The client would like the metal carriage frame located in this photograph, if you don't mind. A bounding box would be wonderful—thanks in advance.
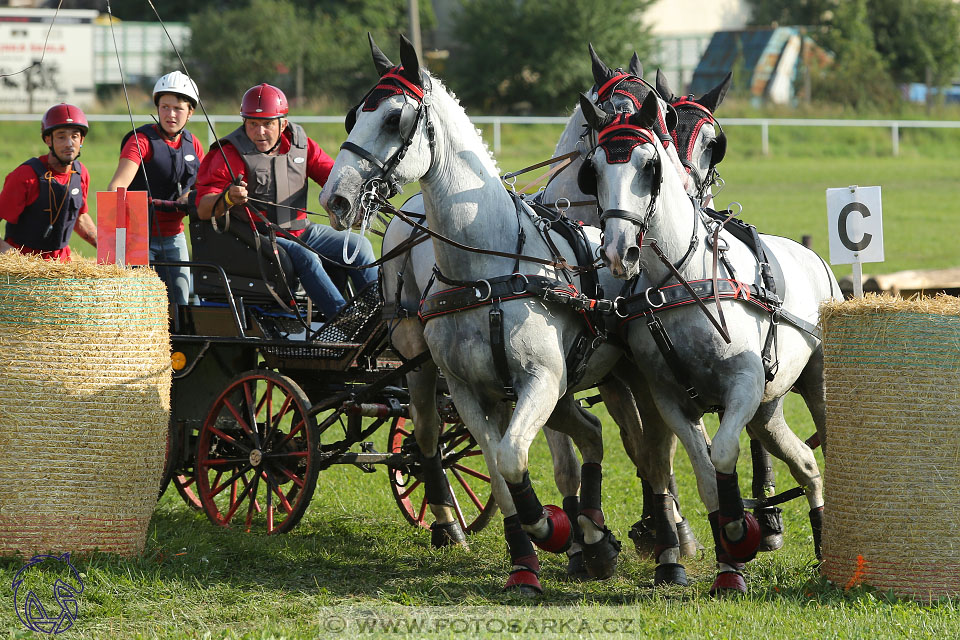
[156,240,497,537]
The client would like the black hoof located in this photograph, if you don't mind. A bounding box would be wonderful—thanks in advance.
[755,506,784,552]
[628,517,656,558]
[431,521,468,549]
[654,562,688,587]
[582,529,622,580]
[564,550,589,582]
[676,517,705,558]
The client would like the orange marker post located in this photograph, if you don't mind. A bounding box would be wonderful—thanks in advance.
[97,188,149,265]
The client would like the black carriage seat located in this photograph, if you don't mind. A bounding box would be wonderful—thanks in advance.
[189,209,303,307]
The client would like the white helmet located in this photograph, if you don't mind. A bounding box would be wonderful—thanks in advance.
[153,71,199,108]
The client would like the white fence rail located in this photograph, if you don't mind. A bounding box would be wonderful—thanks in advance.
[3,113,960,157]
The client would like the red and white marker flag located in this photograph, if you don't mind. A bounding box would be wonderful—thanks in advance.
[96,188,149,266]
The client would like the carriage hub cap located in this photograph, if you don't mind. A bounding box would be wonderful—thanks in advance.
[249,449,263,466]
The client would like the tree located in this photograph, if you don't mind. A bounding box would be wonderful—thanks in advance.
[447,0,656,114]
[185,0,312,101]
[183,0,434,107]
[810,0,899,109]
[747,0,960,104]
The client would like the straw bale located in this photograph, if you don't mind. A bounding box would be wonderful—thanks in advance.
[0,254,170,557]
[819,293,960,602]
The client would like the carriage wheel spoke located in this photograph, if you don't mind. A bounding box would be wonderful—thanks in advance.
[269,482,295,515]
[452,467,485,511]
[274,464,306,489]
[273,416,306,450]
[207,424,250,453]
[244,472,262,531]
[221,470,256,522]
[452,463,490,483]
[208,464,253,499]
[399,478,422,500]
[415,496,428,526]
[264,394,293,444]
[223,396,260,448]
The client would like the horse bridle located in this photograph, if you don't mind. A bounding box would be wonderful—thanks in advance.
[580,118,663,241]
[670,98,726,202]
[340,66,436,222]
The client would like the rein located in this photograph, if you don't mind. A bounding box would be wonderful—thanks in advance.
[381,198,600,276]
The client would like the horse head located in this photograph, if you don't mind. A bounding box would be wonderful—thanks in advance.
[579,91,672,279]
[656,70,731,201]
[321,33,436,231]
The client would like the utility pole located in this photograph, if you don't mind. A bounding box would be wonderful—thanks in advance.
[408,0,423,62]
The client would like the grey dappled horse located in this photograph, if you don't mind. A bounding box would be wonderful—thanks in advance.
[322,36,637,595]
[579,91,841,593]
[656,69,790,552]
[377,48,705,576]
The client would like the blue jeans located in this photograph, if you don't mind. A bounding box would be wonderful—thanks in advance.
[150,232,191,305]
[276,223,377,318]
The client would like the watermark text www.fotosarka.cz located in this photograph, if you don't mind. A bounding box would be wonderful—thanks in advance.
[318,613,646,635]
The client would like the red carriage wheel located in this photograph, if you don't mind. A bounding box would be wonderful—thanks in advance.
[388,418,498,534]
[172,471,203,510]
[195,370,320,534]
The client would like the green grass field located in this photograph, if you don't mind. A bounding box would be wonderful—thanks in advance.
[2,117,960,638]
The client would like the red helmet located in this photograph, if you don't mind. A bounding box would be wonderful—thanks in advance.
[41,103,88,138]
[240,83,288,118]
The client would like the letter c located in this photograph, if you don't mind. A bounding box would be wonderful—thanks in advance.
[838,202,872,252]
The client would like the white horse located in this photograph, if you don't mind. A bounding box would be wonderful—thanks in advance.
[655,69,791,553]
[579,91,841,593]
[322,35,632,595]
[378,47,704,577]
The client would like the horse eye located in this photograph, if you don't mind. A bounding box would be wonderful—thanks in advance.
[385,112,401,130]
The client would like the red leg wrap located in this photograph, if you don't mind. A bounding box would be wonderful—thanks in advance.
[531,504,573,554]
[719,511,761,563]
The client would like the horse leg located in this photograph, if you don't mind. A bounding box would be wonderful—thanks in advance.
[546,396,621,580]
[446,379,542,594]
[617,372,705,560]
[541,426,587,581]
[711,381,764,567]
[795,346,828,454]
[391,315,468,547]
[749,397,825,560]
[497,382,575,559]
[747,432,784,552]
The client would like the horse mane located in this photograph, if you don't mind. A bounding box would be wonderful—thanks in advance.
[424,71,502,175]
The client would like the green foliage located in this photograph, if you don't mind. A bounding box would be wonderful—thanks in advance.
[747,0,960,106]
[185,0,312,101]
[447,0,656,114]
[183,0,435,107]
[812,0,900,109]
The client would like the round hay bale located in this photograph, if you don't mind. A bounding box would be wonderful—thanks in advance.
[0,253,170,557]
[820,294,960,602]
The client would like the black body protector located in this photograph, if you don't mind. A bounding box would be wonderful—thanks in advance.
[221,122,309,232]
[6,158,84,252]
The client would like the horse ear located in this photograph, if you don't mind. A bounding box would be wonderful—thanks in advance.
[630,91,659,130]
[579,93,614,131]
[698,71,732,113]
[588,43,616,86]
[368,32,394,76]
[398,34,422,87]
[629,52,643,79]
[656,69,676,103]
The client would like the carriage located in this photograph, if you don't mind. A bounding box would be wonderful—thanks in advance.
[153,200,497,536]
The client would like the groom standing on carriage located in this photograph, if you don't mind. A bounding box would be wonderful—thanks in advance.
[195,83,378,319]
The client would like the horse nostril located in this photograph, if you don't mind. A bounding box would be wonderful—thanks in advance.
[624,245,640,267]
[327,195,351,220]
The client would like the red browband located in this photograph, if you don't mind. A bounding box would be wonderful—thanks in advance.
[376,67,425,102]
